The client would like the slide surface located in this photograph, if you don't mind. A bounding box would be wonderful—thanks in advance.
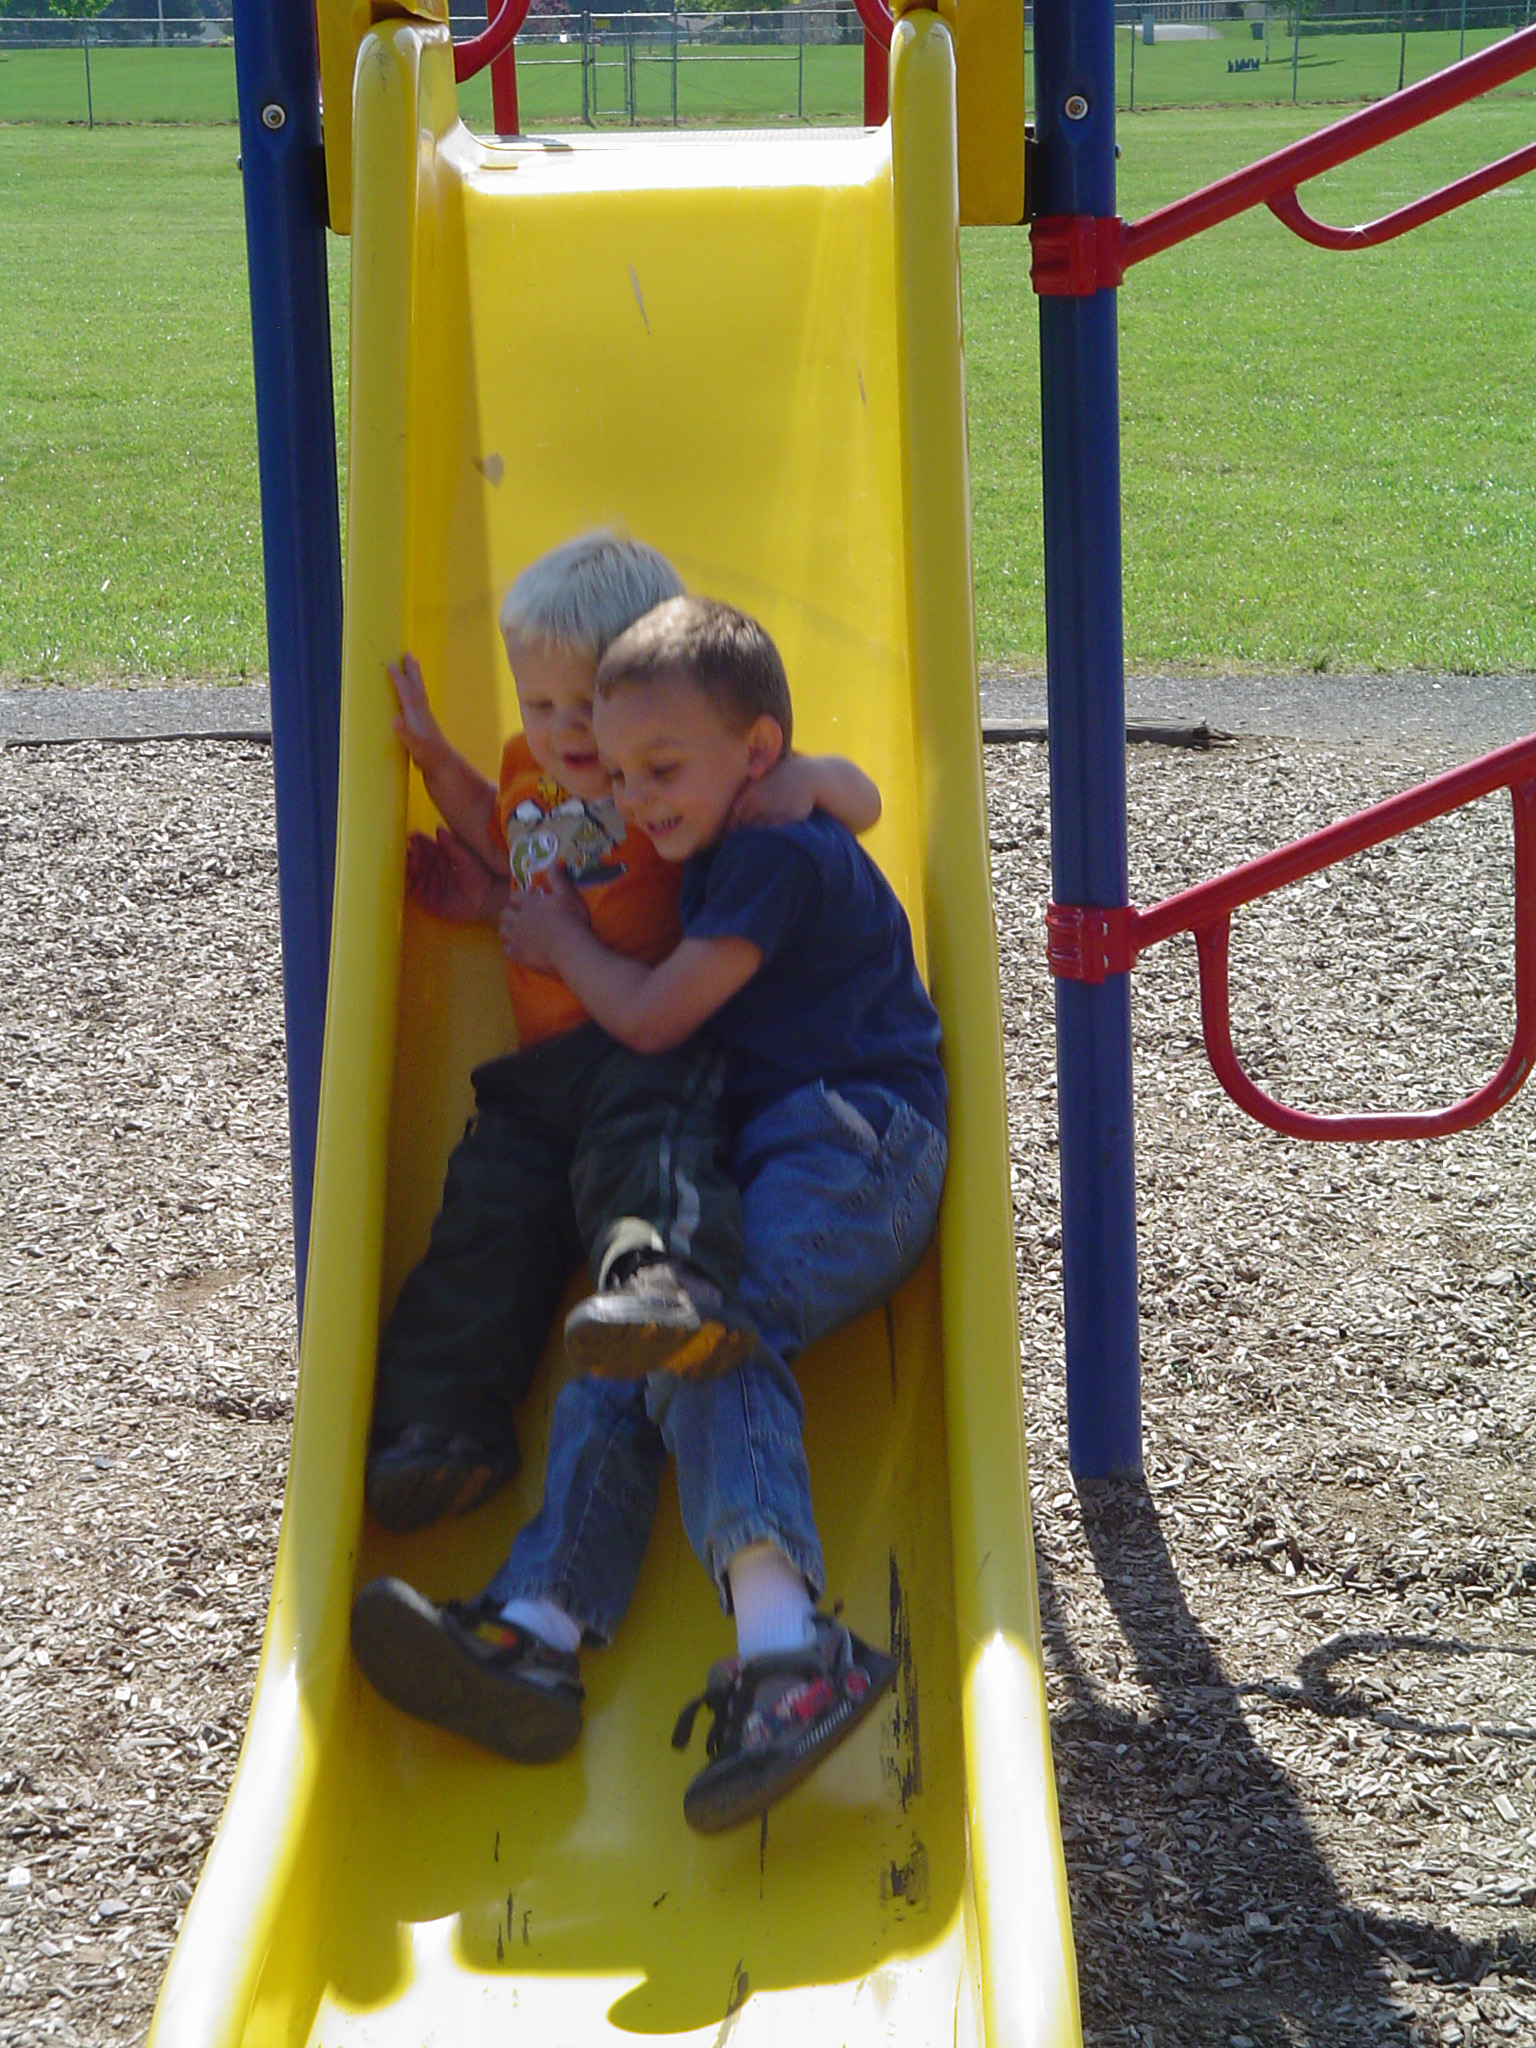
[150,18,1080,2047]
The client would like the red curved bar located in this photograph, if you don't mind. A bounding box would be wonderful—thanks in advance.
[1119,22,1536,274]
[1193,785,1536,1137]
[1268,140,1536,252]
[852,0,894,51]
[453,0,530,85]
[853,0,893,124]
[1046,733,1536,1143]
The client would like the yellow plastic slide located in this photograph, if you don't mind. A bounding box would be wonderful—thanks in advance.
[150,16,1079,2046]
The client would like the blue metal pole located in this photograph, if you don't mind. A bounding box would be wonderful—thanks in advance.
[232,0,343,1310]
[1034,0,1143,1476]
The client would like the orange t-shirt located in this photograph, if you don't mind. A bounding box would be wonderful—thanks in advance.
[491,735,682,1050]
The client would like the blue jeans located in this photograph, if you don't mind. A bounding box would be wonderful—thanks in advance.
[484,1081,946,1640]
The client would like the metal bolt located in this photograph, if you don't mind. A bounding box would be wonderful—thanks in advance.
[1064,93,1089,121]
[261,102,286,131]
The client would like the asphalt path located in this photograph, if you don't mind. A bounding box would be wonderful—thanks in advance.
[3,674,1535,751]
[980,670,1536,753]
[0,685,274,746]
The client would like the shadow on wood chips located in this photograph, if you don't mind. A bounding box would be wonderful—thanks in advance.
[1038,1481,1534,2046]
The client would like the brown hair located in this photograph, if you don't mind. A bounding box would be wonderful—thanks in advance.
[594,595,793,751]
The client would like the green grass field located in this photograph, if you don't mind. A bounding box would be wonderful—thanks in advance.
[464,39,866,128]
[0,37,865,130]
[0,45,241,126]
[6,25,1533,127]
[1,98,1533,683]
[967,97,1536,674]
[1117,20,1536,111]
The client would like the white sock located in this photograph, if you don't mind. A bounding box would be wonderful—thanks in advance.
[728,1541,815,1661]
[499,1596,583,1656]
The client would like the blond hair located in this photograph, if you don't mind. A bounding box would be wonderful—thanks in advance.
[499,531,684,659]
[595,596,793,750]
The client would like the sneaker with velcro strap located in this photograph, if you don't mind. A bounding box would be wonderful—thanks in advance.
[670,1613,897,1833]
[350,1576,583,1763]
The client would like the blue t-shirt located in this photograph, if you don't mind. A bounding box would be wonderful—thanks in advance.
[679,813,946,1133]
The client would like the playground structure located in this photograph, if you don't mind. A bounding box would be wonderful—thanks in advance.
[145,0,1535,2041]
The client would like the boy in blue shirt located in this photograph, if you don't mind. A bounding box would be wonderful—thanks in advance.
[351,597,946,1833]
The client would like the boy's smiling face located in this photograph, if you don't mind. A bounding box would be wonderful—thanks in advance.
[594,670,783,862]
[507,632,608,802]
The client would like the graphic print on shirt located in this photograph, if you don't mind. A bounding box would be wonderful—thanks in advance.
[505,775,628,893]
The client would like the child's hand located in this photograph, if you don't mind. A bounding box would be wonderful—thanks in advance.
[727,753,817,831]
[406,827,506,925]
[390,653,449,772]
[499,865,592,972]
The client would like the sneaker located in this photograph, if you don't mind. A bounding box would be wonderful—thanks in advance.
[350,1576,583,1763]
[670,1614,897,1833]
[365,1423,521,1533]
[563,1255,758,1380]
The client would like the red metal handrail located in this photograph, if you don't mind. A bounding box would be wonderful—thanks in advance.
[1032,25,1536,295]
[453,0,529,81]
[454,0,531,134]
[852,0,893,126]
[1266,139,1536,251]
[1047,733,1536,1141]
[1122,22,1536,272]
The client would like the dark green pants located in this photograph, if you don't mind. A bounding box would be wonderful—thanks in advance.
[372,1023,740,1463]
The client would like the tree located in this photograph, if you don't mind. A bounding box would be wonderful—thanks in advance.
[0,0,113,17]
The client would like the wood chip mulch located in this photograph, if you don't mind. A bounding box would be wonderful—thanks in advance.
[1,732,1532,2048]
[992,738,1536,2048]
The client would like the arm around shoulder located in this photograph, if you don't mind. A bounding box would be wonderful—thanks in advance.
[727,751,882,835]
[800,753,881,834]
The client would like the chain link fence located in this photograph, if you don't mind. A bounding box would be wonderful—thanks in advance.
[455,10,867,129]
[1116,0,1535,109]
[0,13,240,124]
[0,8,868,127]
[1,3,1531,127]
